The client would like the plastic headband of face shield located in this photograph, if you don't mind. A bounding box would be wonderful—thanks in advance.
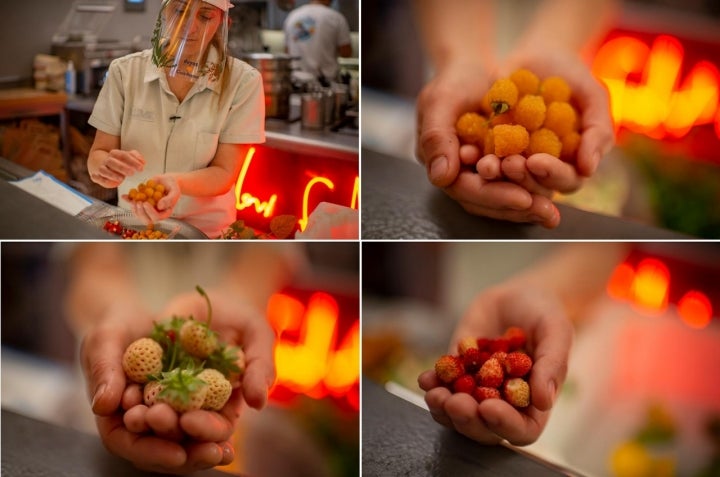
[151,0,230,82]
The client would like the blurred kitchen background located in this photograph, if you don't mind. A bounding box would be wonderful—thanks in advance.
[0,0,359,237]
[362,242,720,477]
[362,0,720,238]
[1,242,359,477]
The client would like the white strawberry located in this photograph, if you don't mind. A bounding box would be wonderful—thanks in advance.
[155,368,208,413]
[122,337,163,384]
[197,368,232,411]
[143,380,164,406]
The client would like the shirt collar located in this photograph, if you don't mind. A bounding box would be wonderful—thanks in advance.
[143,49,222,95]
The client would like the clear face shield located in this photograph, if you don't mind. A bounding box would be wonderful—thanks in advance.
[151,0,232,82]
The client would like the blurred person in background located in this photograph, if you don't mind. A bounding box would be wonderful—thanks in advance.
[413,0,618,228]
[284,0,353,86]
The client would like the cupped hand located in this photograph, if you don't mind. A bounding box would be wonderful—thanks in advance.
[418,285,573,446]
[89,149,145,189]
[123,175,181,225]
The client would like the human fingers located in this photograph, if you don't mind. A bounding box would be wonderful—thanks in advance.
[459,144,482,167]
[444,393,503,444]
[121,384,143,411]
[571,76,614,177]
[478,399,548,446]
[154,175,181,212]
[424,386,454,428]
[475,155,502,180]
[96,414,187,471]
[238,316,276,410]
[109,149,145,173]
[447,172,560,227]
[130,200,153,226]
[141,201,172,223]
[418,369,443,392]
[180,388,242,442]
[81,323,128,416]
[525,153,584,193]
[527,312,573,412]
[501,155,554,197]
[146,403,184,441]
[123,404,151,434]
[182,441,226,472]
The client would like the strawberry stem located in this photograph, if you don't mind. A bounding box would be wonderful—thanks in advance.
[196,285,212,330]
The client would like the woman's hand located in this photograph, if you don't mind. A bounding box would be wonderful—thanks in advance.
[418,285,573,446]
[123,175,181,225]
[88,149,146,189]
[415,63,560,228]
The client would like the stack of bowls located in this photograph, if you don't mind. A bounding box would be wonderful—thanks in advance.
[241,53,293,119]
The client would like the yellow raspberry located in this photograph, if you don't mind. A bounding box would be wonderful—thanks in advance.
[561,131,581,161]
[526,128,562,157]
[455,112,489,146]
[480,93,493,116]
[544,101,578,137]
[540,76,572,104]
[510,69,540,96]
[490,111,514,127]
[513,95,546,132]
[483,128,495,156]
[493,124,529,157]
[487,78,519,115]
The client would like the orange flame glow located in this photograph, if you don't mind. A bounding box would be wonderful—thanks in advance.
[593,34,720,139]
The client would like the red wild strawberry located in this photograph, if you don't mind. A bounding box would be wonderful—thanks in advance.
[435,355,464,384]
[156,368,208,413]
[472,386,501,403]
[476,357,504,388]
[503,378,530,408]
[197,368,232,410]
[504,326,527,351]
[476,337,491,351]
[490,351,507,367]
[487,338,510,354]
[461,348,483,374]
[504,351,533,377]
[122,337,163,384]
[457,336,479,355]
[452,375,476,394]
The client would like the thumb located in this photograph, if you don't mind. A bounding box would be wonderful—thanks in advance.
[80,323,128,416]
[528,313,573,412]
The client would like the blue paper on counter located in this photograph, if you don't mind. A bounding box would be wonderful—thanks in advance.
[10,171,93,216]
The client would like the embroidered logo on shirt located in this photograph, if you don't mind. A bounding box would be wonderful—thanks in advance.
[130,107,156,121]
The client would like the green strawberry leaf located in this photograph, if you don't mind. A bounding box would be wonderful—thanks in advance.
[206,344,243,378]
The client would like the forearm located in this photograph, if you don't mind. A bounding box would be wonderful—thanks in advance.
[503,242,628,322]
[170,165,237,197]
[515,0,620,57]
[413,0,497,72]
[65,243,146,336]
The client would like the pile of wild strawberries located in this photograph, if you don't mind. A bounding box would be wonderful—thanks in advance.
[121,286,243,413]
[103,220,169,240]
[434,326,533,408]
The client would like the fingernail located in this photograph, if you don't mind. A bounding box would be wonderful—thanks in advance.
[222,442,235,464]
[429,156,448,183]
[92,383,106,410]
[547,380,557,404]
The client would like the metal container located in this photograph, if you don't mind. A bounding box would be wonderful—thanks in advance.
[241,53,295,119]
[301,92,326,129]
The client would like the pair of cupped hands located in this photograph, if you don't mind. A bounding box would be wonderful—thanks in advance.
[80,288,276,474]
[415,50,615,228]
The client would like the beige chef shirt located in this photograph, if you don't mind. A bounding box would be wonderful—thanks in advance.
[89,49,266,238]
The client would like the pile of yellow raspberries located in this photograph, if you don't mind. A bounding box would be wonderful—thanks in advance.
[455,69,580,161]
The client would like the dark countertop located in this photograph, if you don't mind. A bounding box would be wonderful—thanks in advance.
[0,176,109,240]
[1,409,236,477]
[361,148,693,240]
[362,378,574,477]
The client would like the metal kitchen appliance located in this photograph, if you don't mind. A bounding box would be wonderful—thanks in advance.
[51,1,132,96]
[241,53,295,119]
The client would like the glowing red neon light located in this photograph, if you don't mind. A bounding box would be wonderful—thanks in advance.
[678,290,713,329]
[268,291,359,409]
[593,34,720,139]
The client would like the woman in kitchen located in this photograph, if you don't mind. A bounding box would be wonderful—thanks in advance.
[86,0,265,238]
